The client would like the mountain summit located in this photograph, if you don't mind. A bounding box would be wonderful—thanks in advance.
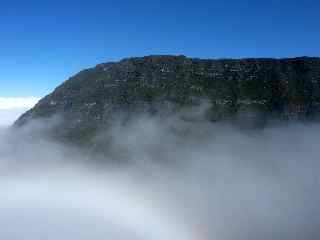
[15,55,320,143]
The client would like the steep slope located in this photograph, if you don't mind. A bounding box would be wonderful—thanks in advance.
[15,55,320,143]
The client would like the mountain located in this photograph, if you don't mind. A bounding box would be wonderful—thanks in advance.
[15,55,320,144]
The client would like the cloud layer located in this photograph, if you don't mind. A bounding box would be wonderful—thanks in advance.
[1,102,320,240]
[0,97,39,126]
[1,108,320,240]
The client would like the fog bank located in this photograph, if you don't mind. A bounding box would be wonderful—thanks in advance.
[0,113,319,240]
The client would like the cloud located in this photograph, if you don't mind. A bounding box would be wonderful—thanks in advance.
[0,97,40,110]
[1,102,320,240]
[0,97,40,126]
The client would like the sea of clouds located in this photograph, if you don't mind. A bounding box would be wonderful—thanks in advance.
[0,100,319,240]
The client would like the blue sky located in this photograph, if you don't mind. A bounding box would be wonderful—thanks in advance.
[0,0,319,98]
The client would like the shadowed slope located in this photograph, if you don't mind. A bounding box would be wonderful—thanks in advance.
[15,55,320,143]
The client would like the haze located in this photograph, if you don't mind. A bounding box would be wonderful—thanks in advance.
[0,104,319,240]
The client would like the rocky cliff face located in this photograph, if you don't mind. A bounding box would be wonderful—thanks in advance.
[15,55,320,144]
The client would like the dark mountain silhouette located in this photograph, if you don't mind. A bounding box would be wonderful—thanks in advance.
[15,55,320,144]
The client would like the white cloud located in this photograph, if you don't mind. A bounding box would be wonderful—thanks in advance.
[0,97,40,126]
[0,97,40,110]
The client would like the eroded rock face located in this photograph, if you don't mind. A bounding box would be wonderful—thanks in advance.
[15,55,320,143]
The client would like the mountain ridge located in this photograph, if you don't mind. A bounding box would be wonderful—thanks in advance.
[15,55,320,144]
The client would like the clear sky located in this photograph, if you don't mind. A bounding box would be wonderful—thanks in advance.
[0,0,319,98]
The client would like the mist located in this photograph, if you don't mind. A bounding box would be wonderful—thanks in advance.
[0,108,320,240]
[0,97,39,127]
